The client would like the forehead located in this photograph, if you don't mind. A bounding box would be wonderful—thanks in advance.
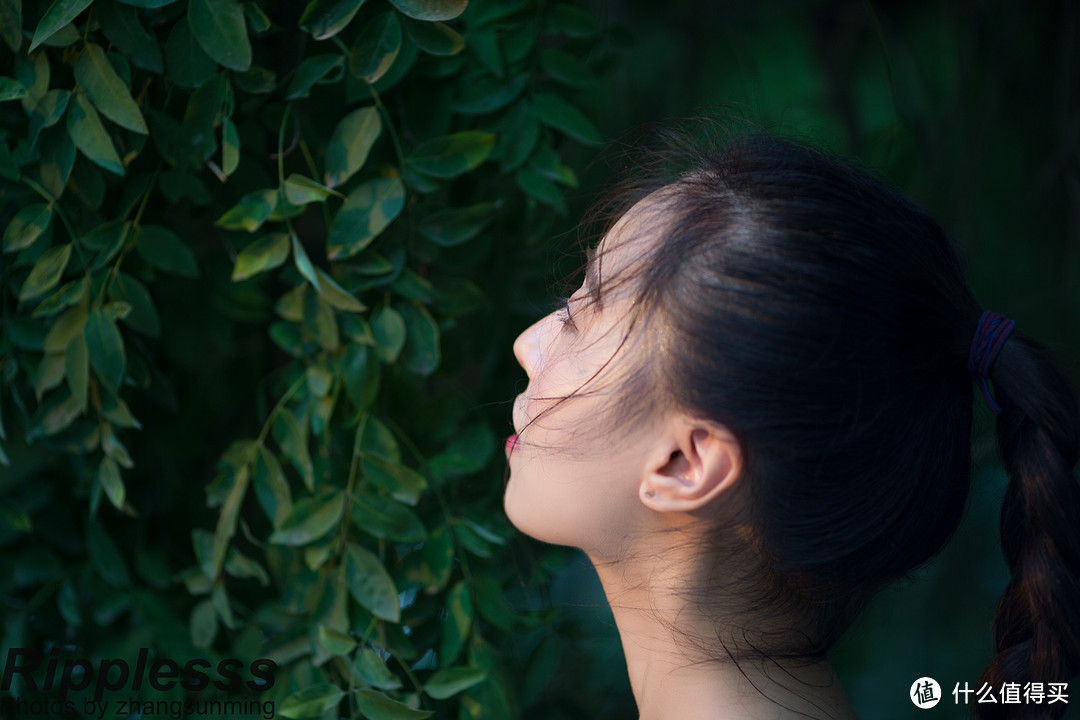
[587,193,668,306]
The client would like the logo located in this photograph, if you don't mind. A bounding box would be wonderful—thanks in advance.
[911,677,942,709]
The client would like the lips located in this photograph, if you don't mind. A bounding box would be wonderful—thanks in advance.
[505,433,519,458]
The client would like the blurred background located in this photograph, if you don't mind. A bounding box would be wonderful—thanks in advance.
[505,0,1080,717]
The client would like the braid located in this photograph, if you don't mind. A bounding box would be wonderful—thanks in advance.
[976,330,1080,720]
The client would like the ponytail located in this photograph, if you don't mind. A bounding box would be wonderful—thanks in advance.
[977,329,1080,720]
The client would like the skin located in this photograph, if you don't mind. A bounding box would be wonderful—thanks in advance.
[506,201,861,720]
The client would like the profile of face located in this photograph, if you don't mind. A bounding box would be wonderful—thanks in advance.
[504,205,662,556]
[504,200,742,559]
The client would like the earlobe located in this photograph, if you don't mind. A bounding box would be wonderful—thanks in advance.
[640,420,742,514]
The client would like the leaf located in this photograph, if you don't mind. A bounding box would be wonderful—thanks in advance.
[75,43,148,133]
[354,689,433,720]
[0,0,21,53]
[19,244,71,301]
[165,18,217,88]
[284,174,341,205]
[0,77,27,102]
[292,236,366,312]
[284,54,344,99]
[222,118,239,175]
[118,0,177,6]
[348,12,402,84]
[326,177,405,260]
[273,407,314,490]
[516,167,565,214]
[538,48,595,87]
[188,0,252,71]
[465,25,502,76]
[85,309,126,391]
[30,0,93,52]
[324,106,381,188]
[353,649,403,691]
[402,17,463,56]
[87,519,130,587]
[190,599,217,648]
[31,275,85,320]
[216,188,276,232]
[452,75,527,115]
[409,131,495,178]
[108,273,159,337]
[97,0,164,73]
[65,331,89,412]
[399,303,440,376]
[45,305,88,353]
[388,0,466,22]
[317,626,356,656]
[253,445,292,525]
[298,0,366,41]
[370,306,406,363]
[67,90,124,175]
[279,684,345,720]
[268,490,345,546]
[4,204,52,253]
[351,493,426,542]
[135,225,199,277]
[27,389,82,439]
[224,547,270,585]
[544,4,597,38]
[440,580,472,664]
[232,232,290,281]
[532,92,602,144]
[418,202,497,247]
[99,455,125,510]
[425,667,486,700]
[344,542,400,622]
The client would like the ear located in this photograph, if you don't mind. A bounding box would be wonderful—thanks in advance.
[639,417,742,514]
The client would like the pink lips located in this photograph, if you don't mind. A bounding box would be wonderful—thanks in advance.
[505,433,518,457]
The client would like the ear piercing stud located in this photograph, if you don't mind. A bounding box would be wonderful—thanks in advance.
[644,490,655,498]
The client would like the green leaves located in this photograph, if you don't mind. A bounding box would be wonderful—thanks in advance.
[279,684,346,720]
[68,89,124,175]
[533,92,602,144]
[354,689,433,719]
[188,0,252,71]
[299,0,366,41]
[3,4,612,719]
[425,667,486,699]
[324,106,382,188]
[19,244,71,301]
[409,131,496,178]
[135,225,199,277]
[269,490,345,546]
[232,232,291,281]
[349,13,402,84]
[30,0,93,52]
[388,0,467,22]
[4,204,53,253]
[326,177,405,259]
[344,542,400,622]
[74,44,148,133]
[85,309,126,391]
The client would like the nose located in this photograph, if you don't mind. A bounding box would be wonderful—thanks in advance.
[513,315,548,378]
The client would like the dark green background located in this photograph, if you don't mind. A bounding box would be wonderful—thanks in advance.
[518,1,1080,718]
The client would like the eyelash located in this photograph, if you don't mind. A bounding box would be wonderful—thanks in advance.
[555,297,577,331]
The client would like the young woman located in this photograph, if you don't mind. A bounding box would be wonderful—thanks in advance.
[503,129,1080,720]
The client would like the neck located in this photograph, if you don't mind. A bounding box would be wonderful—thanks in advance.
[588,550,859,720]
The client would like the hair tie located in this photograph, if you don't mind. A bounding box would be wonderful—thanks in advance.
[967,310,1015,415]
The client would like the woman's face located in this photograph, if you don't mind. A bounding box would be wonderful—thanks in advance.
[504,212,663,557]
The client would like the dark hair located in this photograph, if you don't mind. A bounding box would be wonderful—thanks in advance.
[577,126,1080,718]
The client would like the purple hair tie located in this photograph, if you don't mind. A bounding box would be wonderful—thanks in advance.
[967,310,1015,415]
